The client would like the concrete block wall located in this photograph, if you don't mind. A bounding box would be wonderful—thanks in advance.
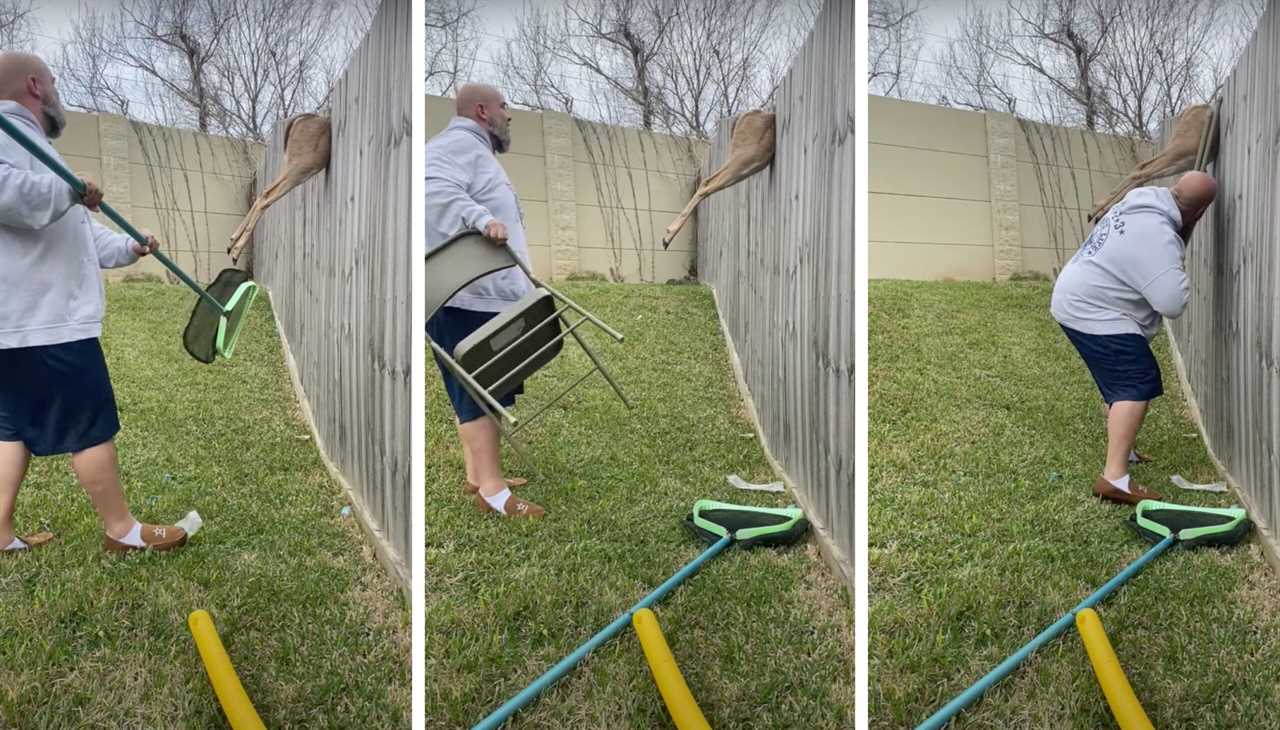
[870,95,1152,281]
[50,110,262,283]
[426,94,707,282]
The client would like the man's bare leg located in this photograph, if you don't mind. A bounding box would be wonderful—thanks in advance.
[457,419,479,485]
[0,440,31,546]
[457,417,543,516]
[458,418,505,497]
[1104,401,1148,481]
[1104,401,1148,463]
[69,440,136,540]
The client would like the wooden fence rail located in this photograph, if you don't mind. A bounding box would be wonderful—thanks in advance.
[1166,0,1280,567]
[696,0,854,589]
[253,0,412,588]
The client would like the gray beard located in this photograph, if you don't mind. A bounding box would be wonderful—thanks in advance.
[42,90,66,139]
[489,123,511,154]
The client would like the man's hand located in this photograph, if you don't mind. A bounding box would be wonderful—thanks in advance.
[483,220,508,245]
[132,231,159,257]
[78,175,103,211]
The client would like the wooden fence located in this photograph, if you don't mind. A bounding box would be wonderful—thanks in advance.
[1166,0,1280,568]
[696,0,854,589]
[252,0,411,589]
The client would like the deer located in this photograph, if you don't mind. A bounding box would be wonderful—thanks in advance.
[661,109,776,249]
[1087,103,1218,223]
[227,113,332,263]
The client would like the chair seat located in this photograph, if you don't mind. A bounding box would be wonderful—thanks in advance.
[454,288,563,399]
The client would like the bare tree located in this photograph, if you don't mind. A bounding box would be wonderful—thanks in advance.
[931,0,1259,140]
[868,0,924,98]
[55,0,370,141]
[493,0,812,139]
[936,2,1023,114]
[425,0,478,96]
[494,3,579,114]
[651,0,788,137]
[1100,0,1226,139]
[0,0,35,50]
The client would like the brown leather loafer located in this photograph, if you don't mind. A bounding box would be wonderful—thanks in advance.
[1130,451,1154,464]
[2,531,55,553]
[104,523,188,553]
[474,492,545,518]
[463,477,528,495]
[1092,476,1162,506]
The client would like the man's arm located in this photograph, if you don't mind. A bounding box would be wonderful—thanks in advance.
[425,151,497,235]
[90,219,141,269]
[0,137,79,230]
[1140,266,1189,319]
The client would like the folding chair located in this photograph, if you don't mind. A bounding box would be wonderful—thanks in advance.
[426,230,631,447]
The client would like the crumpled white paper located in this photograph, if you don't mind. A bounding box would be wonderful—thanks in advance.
[1170,474,1229,493]
[727,474,785,493]
[175,510,204,536]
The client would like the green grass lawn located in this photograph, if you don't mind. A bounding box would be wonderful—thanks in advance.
[0,282,409,728]
[870,279,1280,728]
[426,282,853,729]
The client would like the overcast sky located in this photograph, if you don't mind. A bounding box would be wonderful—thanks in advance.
[28,0,113,56]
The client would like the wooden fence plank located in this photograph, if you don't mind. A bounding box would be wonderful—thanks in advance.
[1167,0,1280,569]
[253,0,411,589]
[696,0,854,589]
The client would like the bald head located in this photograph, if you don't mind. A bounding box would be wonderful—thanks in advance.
[455,83,512,153]
[0,51,66,138]
[1171,171,1217,219]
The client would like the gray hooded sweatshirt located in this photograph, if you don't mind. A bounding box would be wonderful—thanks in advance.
[0,101,139,349]
[425,116,532,313]
[1051,186,1189,341]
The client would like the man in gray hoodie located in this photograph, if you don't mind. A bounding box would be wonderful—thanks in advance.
[0,52,187,553]
[426,83,543,519]
[1051,171,1217,505]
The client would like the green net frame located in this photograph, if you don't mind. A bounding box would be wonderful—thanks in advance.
[183,269,260,364]
[683,499,809,548]
[1128,500,1252,548]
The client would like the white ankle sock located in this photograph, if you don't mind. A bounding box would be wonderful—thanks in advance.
[1108,474,1132,493]
[483,488,512,514]
[1128,450,1140,463]
[3,536,28,551]
[114,521,145,547]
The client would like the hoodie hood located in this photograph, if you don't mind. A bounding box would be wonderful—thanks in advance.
[1115,185,1183,235]
[0,100,45,138]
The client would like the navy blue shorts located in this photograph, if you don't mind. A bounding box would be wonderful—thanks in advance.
[0,338,121,456]
[1060,325,1163,404]
[428,306,523,424]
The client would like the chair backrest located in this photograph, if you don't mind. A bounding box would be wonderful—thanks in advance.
[426,230,519,319]
[453,288,564,400]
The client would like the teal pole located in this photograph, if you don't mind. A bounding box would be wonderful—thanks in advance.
[916,534,1175,730]
[471,534,733,730]
[0,111,225,312]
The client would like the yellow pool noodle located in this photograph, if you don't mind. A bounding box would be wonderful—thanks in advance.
[188,610,267,730]
[632,608,712,730]
[1076,608,1155,730]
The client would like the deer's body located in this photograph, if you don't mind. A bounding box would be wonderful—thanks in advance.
[661,110,776,249]
[1088,104,1217,223]
[228,113,331,262]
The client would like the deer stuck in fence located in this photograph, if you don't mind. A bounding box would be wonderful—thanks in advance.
[1087,103,1219,223]
[661,110,776,250]
[228,113,332,263]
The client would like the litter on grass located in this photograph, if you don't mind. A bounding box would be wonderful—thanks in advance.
[1170,474,1229,493]
[727,474,785,493]
[176,511,204,536]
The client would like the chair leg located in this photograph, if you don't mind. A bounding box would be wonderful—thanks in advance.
[567,328,632,409]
